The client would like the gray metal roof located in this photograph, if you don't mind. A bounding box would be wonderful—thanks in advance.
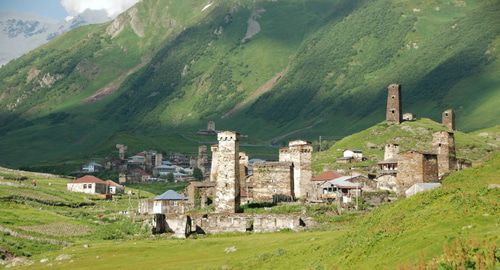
[154,190,188,201]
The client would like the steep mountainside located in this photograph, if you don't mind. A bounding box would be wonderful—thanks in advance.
[0,0,499,168]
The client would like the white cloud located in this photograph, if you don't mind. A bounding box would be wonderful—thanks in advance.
[61,0,140,18]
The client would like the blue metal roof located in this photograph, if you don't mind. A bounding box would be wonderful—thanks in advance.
[154,190,188,201]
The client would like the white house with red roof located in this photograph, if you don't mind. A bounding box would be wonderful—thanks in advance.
[67,175,108,194]
[105,180,125,194]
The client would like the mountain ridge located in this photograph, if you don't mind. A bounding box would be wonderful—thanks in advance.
[0,0,499,168]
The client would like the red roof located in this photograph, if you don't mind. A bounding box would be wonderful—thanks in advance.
[312,171,343,181]
[105,180,122,187]
[72,175,106,184]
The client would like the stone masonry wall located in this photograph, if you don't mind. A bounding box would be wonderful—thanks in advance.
[252,162,294,202]
[397,151,438,194]
[432,131,456,177]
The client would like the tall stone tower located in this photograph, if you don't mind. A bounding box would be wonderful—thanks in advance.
[214,131,241,213]
[280,140,313,199]
[154,153,163,167]
[209,144,219,182]
[442,109,455,131]
[386,84,402,124]
[432,131,456,177]
[197,145,208,174]
[384,144,400,160]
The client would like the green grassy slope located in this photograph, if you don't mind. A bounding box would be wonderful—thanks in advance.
[313,118,499,173]
[0,0,499,169]
[0,168,153,258]
[14,154,499,269]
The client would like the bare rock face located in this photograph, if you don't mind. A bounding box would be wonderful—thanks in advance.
[39,73,62,88]
[26,68,41,83]
[128,7,145,38]
[106,17,125,38]
[241,8,266,43]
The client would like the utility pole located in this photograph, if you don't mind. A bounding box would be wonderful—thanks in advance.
[319,136,322,151]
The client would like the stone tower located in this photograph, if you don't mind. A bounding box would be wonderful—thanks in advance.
[116,144,127,160]
[386,84,402,124]
[207,121,216,132]
[209,144,219,183]
[442,109,455,131]
[197,145,208,174]
[432,131,456,177]
[214,131,241,213]
[280,140,313,199]
[384,144,400,160]
[154,153,163,167]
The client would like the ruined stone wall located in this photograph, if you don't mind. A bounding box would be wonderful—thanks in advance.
[442,109,455,131]
[422,154,439,182]
[432,131,456,177]
[384,144,400,160]
[386,84,402,124]
[252,162,294,202]
[189,213,313,235]
[209,144,219,182]
[397,151,439,194]
[214,131,241,213]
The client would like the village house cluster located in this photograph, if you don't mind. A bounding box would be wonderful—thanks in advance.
[134,83,474,238]
[79,144,210,184]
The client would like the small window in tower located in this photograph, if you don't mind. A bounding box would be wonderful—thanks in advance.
[391,95,395,99]
[391,109,395,114]
[439,143,442,147]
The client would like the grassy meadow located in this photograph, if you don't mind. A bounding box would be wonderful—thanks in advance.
[1,153,498,269]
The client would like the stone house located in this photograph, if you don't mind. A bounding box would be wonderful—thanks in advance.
[310,171,344,200]
[67,175,108,194]
[320,176,362,203]
[252,162,294,203]
[127,168,151,183]
[152,190,189,214]
[396,151,438,195]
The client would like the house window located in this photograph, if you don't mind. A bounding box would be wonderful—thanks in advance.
[83,184,87,189]
[88,184,92,189]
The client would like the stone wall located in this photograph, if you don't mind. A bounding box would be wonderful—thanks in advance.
[187,213,314,235]
[384,144,399,160]
[215,131,241,213]
[432,131,456,177]
[252,162,294,203]
[386,84,402,124]
[396,151,438,194]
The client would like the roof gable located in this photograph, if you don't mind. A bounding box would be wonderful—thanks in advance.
[154,190,187,201]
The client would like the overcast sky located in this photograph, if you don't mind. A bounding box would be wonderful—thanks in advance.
[0,0,139,20]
